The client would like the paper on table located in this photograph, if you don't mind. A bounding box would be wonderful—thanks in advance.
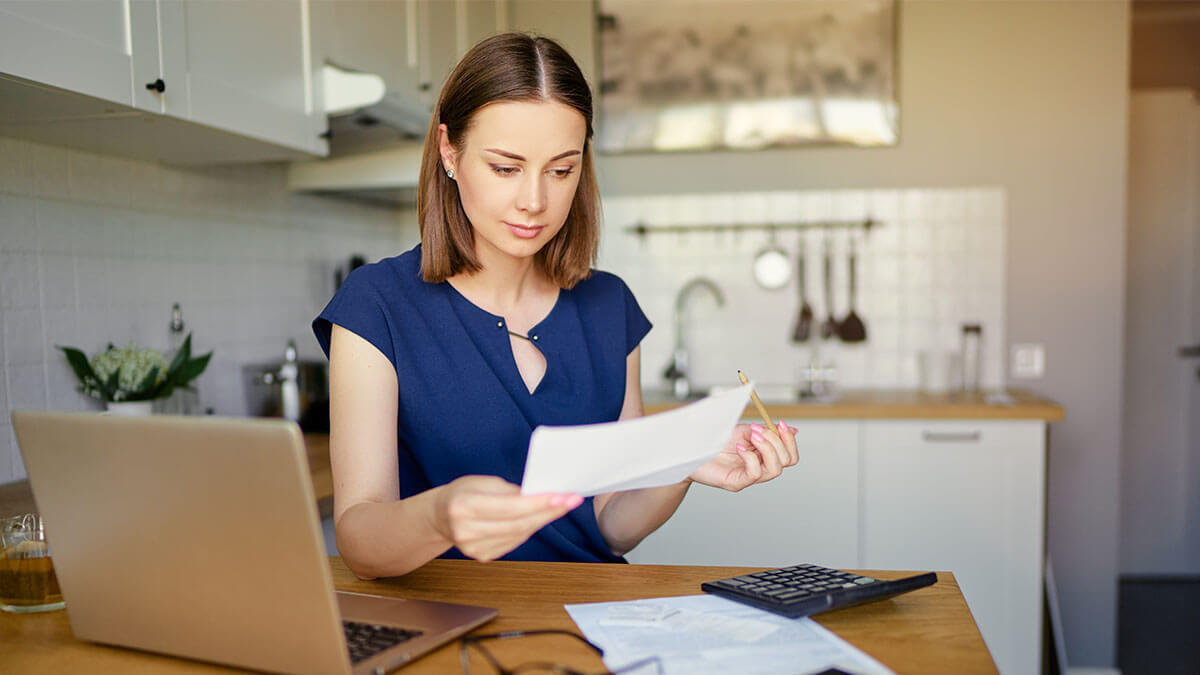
[565,594,895,675]
[520,383,752,497]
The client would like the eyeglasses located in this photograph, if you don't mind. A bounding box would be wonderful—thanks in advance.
[459,629,662,675]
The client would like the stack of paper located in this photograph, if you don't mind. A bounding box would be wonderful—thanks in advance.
[565,594,894,675]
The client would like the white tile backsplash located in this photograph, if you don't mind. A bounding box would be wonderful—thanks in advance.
[600,188,1007,394]
[0,137,418,478]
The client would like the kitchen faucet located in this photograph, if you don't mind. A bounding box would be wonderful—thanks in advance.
[662,277,726,400]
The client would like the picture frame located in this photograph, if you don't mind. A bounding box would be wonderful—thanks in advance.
[595,0,898,154]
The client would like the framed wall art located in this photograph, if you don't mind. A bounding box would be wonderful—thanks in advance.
[596,0,898,153]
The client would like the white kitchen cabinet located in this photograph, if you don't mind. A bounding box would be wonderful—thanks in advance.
[0,0,325,160]
[417,0,504,106]
[628,415,1048,675]
[0,0,138,106]
[861,420,1045,675]
[315,0,503,117]
[319,0,421,101]
[626,420,860,568]
[178,0,324,155]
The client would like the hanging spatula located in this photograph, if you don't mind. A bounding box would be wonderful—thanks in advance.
[791,235,814,342]
[838,237,867,343]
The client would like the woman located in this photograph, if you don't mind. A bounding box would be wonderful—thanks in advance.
[313,33,798,580]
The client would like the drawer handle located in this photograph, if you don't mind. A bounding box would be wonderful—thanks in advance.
[922,431,982,443]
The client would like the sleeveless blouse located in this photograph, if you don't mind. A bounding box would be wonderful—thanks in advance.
[313,245,651,563]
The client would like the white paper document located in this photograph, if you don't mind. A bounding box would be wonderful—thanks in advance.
[520,383,752,497]
[565,594,895,675]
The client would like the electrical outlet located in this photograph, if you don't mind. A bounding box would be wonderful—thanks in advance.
[1011,343,1045,379]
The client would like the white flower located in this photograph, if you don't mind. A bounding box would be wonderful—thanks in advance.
[88,342,169,401]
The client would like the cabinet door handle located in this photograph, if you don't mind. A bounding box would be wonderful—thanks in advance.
[145,78,166,93]
[922,431,982,443]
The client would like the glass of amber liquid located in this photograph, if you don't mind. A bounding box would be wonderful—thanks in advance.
[0,513,65,613]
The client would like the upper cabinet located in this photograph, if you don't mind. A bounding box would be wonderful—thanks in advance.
[179,0,324,154]
[0,0,508,165]
[317,0,505,107]
[0,0,327,162]
[0,0,136,105]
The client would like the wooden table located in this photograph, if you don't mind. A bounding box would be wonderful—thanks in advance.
[1,558,996,674]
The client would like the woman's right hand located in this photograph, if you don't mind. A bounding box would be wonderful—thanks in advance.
[431,475,582,561]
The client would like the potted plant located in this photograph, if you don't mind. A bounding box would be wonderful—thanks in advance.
[58,335,212,415]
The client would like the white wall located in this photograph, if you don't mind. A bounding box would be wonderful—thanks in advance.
[513,0,1130,667]
[0,135,418,482]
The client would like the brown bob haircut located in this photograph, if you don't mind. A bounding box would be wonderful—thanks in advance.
[417,32,600,289]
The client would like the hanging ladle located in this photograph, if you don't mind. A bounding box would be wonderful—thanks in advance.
[791,234,813,342]
[819,237,839,340]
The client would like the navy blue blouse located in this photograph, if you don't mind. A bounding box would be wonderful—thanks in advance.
[312,245,651,563]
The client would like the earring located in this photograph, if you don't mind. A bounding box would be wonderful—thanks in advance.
[446,168,455,179]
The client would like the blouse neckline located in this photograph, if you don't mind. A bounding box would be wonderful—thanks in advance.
[441,279,565,340]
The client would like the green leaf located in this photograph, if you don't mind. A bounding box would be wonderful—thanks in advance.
[134,365,160,398]
[164,333,192,379]
[58,346,99,385]
[171,351,212,387]
[104,369,120,400]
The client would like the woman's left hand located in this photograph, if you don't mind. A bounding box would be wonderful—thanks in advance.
[688,420,799,492]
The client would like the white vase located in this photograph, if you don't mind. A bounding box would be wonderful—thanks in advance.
[105,401,154,416]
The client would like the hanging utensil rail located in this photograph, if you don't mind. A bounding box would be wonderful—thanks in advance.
[625,218,879,238]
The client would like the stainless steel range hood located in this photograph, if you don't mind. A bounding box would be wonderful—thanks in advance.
[286,64,430,207]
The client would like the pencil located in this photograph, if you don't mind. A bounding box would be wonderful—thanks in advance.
[737,370,781,438]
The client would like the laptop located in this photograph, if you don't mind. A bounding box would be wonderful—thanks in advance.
[12,410,497,674]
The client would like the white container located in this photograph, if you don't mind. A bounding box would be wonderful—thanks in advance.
[917,350,961,393]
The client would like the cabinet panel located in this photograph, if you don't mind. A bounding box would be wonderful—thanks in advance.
[181,0,321,153]
[861,420,1044,675]
[626,420,859,568]
[0,0,133,105]
[322,0,419,97]
[418,0,460,106]
[464,0,503,44]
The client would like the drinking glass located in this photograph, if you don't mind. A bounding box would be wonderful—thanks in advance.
[0,513,65,613]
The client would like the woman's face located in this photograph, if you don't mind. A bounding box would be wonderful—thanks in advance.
[440,100,586,266]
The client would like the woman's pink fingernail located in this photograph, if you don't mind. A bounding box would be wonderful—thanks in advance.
[751,429,764,442]
[568,495,583,508]
[736,443,748,452]
[750,423,763,433]
[549,494,564,507]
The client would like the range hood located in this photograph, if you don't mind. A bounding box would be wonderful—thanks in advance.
[287,64,430,206]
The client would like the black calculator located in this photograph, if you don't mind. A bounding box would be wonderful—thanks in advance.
[701,562,937,619]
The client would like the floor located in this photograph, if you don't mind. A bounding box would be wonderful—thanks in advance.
[1117,577,1200,675]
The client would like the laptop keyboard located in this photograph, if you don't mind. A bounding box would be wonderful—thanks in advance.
[343,620,423,663]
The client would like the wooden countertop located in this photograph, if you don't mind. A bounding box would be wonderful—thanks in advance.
[1,558,997,674]
[0,433,335,521]
[644,389,1064,421]
[2,390,1061,520]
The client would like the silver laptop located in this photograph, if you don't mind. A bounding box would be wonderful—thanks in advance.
[12,411,496,674]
